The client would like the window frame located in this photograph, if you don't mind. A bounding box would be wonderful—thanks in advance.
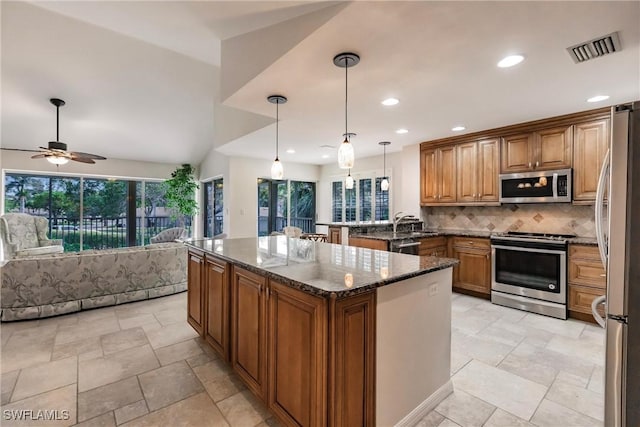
[330,169,391,222]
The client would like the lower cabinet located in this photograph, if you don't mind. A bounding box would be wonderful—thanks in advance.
[328,227,342,244]
[231,266,268,400]
[418,236,448,257]
[450,237,491,296]
[568,244,606,322]
[347,237,389,251]
[187,250,204,335]
[205,257,230,360]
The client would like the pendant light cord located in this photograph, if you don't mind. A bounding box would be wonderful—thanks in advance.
[383,144,386,177]
[345,57,348,139]
[56,105,59,141]
[275,100,279,161]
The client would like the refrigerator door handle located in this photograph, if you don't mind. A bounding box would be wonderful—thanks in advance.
[605,318,626,427]
[595,149,610,268]
[591,294,607,328]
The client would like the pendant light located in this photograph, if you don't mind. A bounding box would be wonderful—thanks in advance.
[345,169,354,190]
[267,95,287,180]
[334,52,360,169]
[379,141,390,191]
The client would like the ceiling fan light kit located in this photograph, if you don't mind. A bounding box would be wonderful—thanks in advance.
[267,94,287,180]
[334,52,359,169]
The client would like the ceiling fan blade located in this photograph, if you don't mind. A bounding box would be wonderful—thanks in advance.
[31,154,48,159]
[70,151,106,160]
[70,156,95,164]
[0,147,43,153]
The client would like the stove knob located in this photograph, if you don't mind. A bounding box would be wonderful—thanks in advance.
[548,284,556,290]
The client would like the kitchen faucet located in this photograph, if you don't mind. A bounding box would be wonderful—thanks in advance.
[392,211,416,234]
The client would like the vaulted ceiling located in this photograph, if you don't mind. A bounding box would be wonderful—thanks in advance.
[2,1,639,166]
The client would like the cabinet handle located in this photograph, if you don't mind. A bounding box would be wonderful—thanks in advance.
[472,193,476,198]
[486,253,490,259]
[600,274,606,277]
[468,241,474,245]
[528,162,532,168]
[535,161,539,168]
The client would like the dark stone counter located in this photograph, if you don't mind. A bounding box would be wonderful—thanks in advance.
[185,236,457,298]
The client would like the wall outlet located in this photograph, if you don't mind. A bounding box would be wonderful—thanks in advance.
[428,283,438,296]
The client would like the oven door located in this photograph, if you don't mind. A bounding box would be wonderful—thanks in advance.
[491,243,567,304]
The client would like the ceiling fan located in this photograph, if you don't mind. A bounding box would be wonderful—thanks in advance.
[2,98,107,165]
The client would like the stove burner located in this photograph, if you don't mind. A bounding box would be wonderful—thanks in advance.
[503,231,576,240]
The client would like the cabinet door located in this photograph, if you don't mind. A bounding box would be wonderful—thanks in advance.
[268,280,327,427]
[535,125,573,170]
[452,247,491,295]
[187,251,204,335]
[231,267,267,400]
[477,138,500,202]
[420,148,438,204]
[328,227,342,245]
[438,146,457,203]
[501,133,533,173]
[205,257,229,360]
[573,119,610,202]
[456,142,478,203]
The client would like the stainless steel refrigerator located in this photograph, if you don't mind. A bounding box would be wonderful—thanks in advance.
[593,101,640,426]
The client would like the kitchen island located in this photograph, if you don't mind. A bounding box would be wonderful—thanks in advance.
[185,236,458,426]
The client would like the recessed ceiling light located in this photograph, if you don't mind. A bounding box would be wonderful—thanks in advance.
[395,128,409,134]
[321,154,330,159]
[286,149,295,154]
[452,126,466,132]
[382,98,399,106]
[587,95,610,103]
[497,54,524,68]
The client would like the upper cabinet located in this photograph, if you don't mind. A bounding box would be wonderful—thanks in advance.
[457,139,500,204]
[573,118,610,203]
[500,125,572,173]
[420,146,456,204]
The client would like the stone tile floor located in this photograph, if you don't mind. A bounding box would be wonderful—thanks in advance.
[419,293,605,427]
[0,292,604,427]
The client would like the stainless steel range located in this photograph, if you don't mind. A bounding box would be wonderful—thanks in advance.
[490,231,575,320]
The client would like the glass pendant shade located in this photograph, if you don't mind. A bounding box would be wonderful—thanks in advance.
[345,172,354,189]
[338,139,354,169]
[46,155,70,165]
[381,178,390,191]
[271,158,283,180]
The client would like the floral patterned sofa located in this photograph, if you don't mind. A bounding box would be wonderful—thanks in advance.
[0,242,187,321]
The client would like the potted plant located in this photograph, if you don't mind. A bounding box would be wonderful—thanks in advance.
[165,164,198,228]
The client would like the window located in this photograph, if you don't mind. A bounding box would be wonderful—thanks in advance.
[257,179,316,236]
[331,173,390,222]
[289,181,316,232]
[3,172,186,251]
[203,178,223,237]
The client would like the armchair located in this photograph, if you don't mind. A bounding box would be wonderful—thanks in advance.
[150,227,187,244]
[0,213,64,258]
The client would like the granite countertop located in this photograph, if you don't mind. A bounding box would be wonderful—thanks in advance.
[316,220,420,228]
[185,236,458,298]
[568,237,598,245]
[350,231,440,241]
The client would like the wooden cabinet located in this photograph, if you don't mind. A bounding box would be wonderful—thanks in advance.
[573,118,610,203]
[231,267,268,400]
[501,126,572,173]
[347,237,388,251]
[456,139,499,203]
[187,251,204,335]
[268,280,327,427]
[204,256,230,360]
[568,244,606,322]
[451,237,491,296]
[420,146,456,204]
[328,226,342,245]
[418,236,448,257]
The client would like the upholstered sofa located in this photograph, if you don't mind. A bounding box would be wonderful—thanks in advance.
[0,242,187,321]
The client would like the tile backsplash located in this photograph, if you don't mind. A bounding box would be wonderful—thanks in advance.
[422,204,596,237]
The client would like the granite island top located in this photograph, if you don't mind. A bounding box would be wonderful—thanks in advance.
[185,236,458,298]
[316,220,420,228]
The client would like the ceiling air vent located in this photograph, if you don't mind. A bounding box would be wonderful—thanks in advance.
[567,32,621,63]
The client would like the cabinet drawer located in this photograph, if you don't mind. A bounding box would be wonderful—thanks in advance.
[569,284,605,316]
[418,236,447,249]
[451,237,490,250]
[419,245,448,257]
[569,258,606,289]
[569,244,601,261]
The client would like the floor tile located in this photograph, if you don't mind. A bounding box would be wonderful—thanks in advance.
[78,344,159,392]
[545,334,605,366]
[482,408,534,426]
[588,366,604,393]
[192,358,233,384]
[120,392,228,427]
[476,324,525,347]
[75,412,116,427]
[138,361,204,411]
[556,370,591,389]
[153,308,185,326]
[452,360,547,420]
[52,336,102,361]
[154,339,203,366]
[518,313,586,339]
[217,390,271,427]
[55,316,120,346]
[530,399,602,427]
[203,373,246,402]
[11,356,77,402]
[1,370,19,405]
[100,327,149,355]
[186,352,215,368]
[416,410,445,427]
[114,400,149,425]
[546,380,604,421]
[509,342,596,379]
[451,310,500,335]
[1,383,77,427]
[117,313,158,331]
[489,319,554,348]
[497,354,557,387]
[434,389,495,426]
[438,419,462,427]
[450,351,472,375]
[451,331,514,366]
[1,325,56,373]
[144,321,199,349]
[77,376,143,422]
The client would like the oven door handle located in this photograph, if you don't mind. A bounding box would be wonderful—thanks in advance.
[394,241,421,248]
[491,244,567,255]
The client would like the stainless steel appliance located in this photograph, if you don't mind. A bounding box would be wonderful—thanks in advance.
[499,168,572,203]
[490,231,574,319]
[390,239,420,255]
[592,102,640,427]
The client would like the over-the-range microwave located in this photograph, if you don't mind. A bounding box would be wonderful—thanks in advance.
[499,168,572,203]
